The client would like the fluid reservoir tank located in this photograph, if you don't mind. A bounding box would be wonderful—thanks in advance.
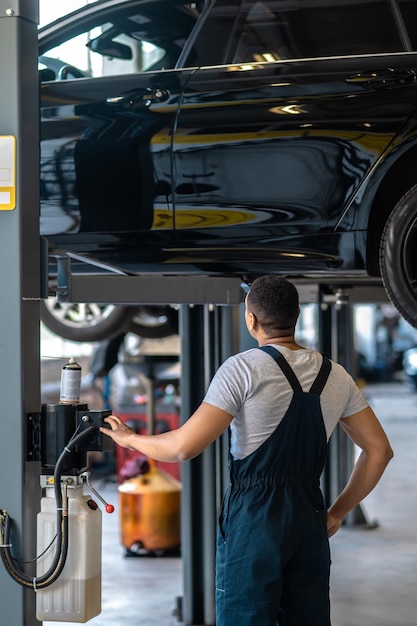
[36,486,102,623]
[118,460,181,554]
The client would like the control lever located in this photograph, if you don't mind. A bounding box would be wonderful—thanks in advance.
[81,471,115,513]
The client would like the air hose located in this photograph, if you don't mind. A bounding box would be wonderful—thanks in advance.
[0,425,95,589]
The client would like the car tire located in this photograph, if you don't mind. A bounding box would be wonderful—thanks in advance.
[380,184,417,329]
[41,298,134,342]
[127,306,179,339]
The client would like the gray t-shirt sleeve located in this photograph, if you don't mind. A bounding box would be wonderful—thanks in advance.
[203,355,247,415]
[329,361,369,419]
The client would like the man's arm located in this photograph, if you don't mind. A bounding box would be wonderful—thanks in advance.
[327,405,393,538]
[100,402,232,462]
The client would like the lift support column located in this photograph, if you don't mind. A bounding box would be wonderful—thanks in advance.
[0,2,41,625]
[180,304,238,625]
[319,287,370,527]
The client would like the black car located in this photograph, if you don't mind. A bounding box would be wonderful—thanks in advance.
[39,0,417,340]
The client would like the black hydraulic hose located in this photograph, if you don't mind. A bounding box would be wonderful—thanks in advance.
[0,426,95,589]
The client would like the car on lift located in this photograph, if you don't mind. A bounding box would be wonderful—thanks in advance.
[39,0,417,341]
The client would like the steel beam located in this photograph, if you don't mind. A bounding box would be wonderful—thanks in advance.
[69,273,246,305]
[50,259,391,306]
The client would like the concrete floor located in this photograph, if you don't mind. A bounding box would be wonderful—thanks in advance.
[45,381,417,626]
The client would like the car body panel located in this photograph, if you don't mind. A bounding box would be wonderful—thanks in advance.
[173,56,417,253]
[38,0,417,280]
[41,70,180,238]
[40,0,204,267]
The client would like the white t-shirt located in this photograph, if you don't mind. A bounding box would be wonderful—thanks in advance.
[203,345,369,460]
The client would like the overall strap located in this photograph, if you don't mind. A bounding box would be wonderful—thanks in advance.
[259,345,302,392]
[309,355,332,395]
[259,346,332,395]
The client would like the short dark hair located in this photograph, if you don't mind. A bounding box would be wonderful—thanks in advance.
[246,276,299,333]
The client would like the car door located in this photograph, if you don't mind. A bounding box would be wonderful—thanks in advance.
[172,0,417,274]
[39,0,205,271]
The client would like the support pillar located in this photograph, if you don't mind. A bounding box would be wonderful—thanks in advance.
[0,2,42,625]
[179,304,238,625]
[319,288,371,527]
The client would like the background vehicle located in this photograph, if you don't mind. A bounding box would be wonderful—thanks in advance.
[39,0,417,337]
[41,294,178,342]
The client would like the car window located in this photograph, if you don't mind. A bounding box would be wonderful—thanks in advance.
[194,0,416,67]
[235,0,405,62]
[40,1,205,79]
[41,24,165,77]
[397,0,417,49]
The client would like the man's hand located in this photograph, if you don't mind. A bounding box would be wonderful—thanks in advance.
[99,402,232,462]
[100,415,136,449]
[326,405,393,538]
[327,511,343,538]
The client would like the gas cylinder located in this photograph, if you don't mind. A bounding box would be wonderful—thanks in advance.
[118,460,181,553]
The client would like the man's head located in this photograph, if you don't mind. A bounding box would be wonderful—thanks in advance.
[245,276,300,337]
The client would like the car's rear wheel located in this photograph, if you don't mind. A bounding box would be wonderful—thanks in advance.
[127,306,179,339]
[41,298,134,342]
[41,296,179,342]
[380,184,417,329]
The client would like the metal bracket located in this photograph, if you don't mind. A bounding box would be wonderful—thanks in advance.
[0,1,38,22]
[26,412,41,462]
[75,410,112,452]
[48,254,247,305]
[315,282,390,307]
[321,288,350,310]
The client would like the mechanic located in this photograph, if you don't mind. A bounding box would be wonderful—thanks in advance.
[101,275,393,626]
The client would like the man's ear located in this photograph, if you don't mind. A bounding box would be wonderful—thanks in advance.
[247,311,258,332]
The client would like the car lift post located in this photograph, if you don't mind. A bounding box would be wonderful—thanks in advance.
[179,304,239,625]
[319,287,372,527]
[0,2,42,625]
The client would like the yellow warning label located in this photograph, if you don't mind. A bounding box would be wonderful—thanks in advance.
[0,136,16,211]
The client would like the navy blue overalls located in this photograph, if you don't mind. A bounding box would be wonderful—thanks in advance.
[216,347,332,626]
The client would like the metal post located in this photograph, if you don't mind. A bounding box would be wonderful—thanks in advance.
[180,304,208,625]
[0,2,41,625]
[217,306,240,498]
[319,287,371,526]
[201,306,224,626]
[180,304,238,625]
[319,298,338,507]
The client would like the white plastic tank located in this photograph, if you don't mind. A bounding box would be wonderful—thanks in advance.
[36,485,102,623]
